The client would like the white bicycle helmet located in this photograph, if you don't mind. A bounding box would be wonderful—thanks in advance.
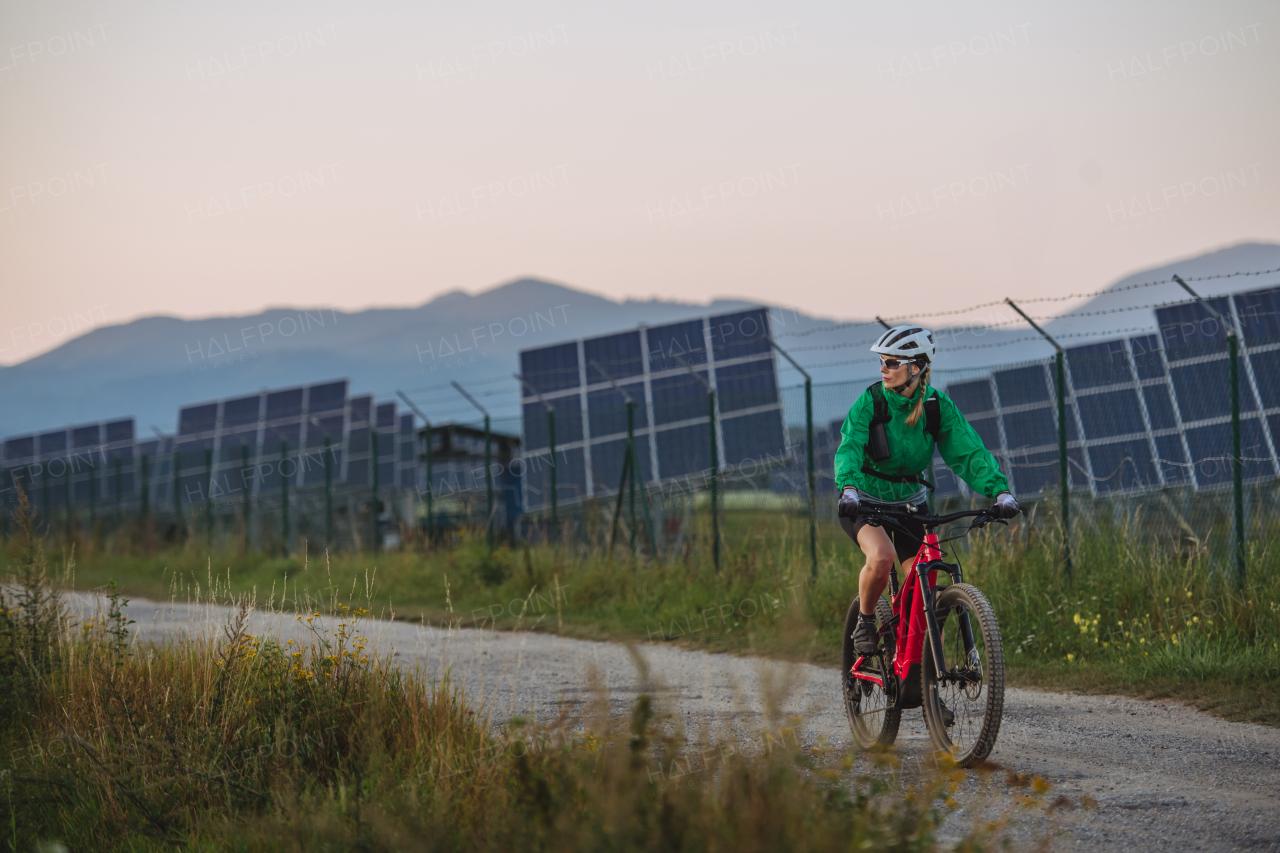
[870,325,935,363]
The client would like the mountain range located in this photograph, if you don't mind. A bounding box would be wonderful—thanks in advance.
[3,241,1279,439]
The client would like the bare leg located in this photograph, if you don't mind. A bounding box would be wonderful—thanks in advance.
[856,524,896,616]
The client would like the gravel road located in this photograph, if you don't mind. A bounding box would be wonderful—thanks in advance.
[79,594,1280,851]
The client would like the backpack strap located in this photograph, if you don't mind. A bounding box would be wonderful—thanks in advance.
[859,384,940,491]
[864,383,891,462]
[924,391,941,443]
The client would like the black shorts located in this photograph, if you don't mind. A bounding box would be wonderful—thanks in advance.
[839,502,928,565]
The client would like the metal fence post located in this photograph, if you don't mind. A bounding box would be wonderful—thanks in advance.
[484,414,492,543]
[205,447,214,549]
[1006,299,1071,577]
[628,401,637,553]
[425,426,434,539]
[1056,351,1070,574]
[140,454,150,523]
[113,456,122,529]
[1229,333,1245,584]
[324,436,333,547]
[241,445,251,552]
[64,464,71,544]
[769,337,816,578]
[395,391,434,544]
[280,439,289,555]
[1230,333,1244,583]
[709,388,720,571]
[1173,274,1246,586]
[172,449,183,536]
[370,430,379,553]
[41,465,49,533]
[451,381,492,544]
[88,458,96,533]
[548,409,557,540]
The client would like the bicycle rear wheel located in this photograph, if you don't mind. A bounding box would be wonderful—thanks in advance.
[921,583,1004,767]
[842,595,900,749]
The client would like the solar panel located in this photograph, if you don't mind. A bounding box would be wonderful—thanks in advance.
[522,396,582,450]
[655,424,711,479]
[521,341,579,394]
[584,330,643,382]
[178,403,217,435]
[308,380,347,413]
[1141,385,1178,431]
[721,411,786,467]
[72,424,101,448]
[590,435,654,492]
[1129,334,1166,379]
[1233,288,1280,341]
[266,387,304,421]
[1250,349,1280,409]
[994,365,1050,406]
[710,308,771,361]
[1087,439,1156,494]
[1183,419,1274,485]
[1170,361,1258,423]
[714,361,778,413]
[1067,341,1133,389]
[1001,408,1056,450]
[1157,297,1233,353]
[1077,389,1146,439]
[4,435,34,461]
[223,395,261,428]
[105,420,133,443]
[650,372,710,425]
[1008,448,1061,496]
[38,430,67,455]
[1153,434,1191,484]
[587,383,647,438]
[945,379,994,416]
[646,319,708,372]
[967,416,1002,452]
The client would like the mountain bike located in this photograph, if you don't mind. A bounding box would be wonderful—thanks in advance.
[842,504,1012,767]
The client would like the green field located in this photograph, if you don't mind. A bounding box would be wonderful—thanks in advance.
[20,500,1280,728]
[2,508,1052,851]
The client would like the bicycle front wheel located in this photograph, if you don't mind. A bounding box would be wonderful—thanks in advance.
[921,583,1004,767]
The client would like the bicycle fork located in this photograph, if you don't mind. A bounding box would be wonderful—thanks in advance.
[916,561,979,680]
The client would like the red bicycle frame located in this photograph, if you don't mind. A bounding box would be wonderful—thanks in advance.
[851,531,943,687]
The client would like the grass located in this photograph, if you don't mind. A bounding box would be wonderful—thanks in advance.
[0,495,1039,851]
[10,495,1280,727]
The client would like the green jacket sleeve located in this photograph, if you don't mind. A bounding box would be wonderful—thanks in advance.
[833,390,874,492]
[935,391,1011,498]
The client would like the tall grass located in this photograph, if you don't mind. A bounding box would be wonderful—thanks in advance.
[2,502,1016,851]
[12,496,1280,725]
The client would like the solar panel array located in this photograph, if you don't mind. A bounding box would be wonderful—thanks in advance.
[2,418,137,514]
[936,283,1280,498]
[518,307,788,510]
[1,379,421,518]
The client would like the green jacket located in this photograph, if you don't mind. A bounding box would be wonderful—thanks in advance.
[834,383,1010,502]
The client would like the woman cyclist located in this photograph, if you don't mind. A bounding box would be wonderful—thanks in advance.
[835,325,1020,656]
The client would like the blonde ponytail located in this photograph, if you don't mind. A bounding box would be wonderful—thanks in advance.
[904,365,931,427]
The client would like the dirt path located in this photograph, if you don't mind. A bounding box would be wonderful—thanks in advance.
[93,594,1280,851]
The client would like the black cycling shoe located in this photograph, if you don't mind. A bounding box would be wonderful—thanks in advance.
[940,700,955,727]
[851,618,880,656]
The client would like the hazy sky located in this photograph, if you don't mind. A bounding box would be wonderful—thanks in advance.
[2,0,1277,364]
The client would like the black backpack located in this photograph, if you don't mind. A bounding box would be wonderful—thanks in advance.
[862,382,941,491]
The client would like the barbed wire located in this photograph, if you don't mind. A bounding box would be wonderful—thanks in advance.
[377,264,1280,408]
[775,264,1280,338]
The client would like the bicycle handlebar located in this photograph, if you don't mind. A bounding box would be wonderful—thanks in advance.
[856,505,997,529]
